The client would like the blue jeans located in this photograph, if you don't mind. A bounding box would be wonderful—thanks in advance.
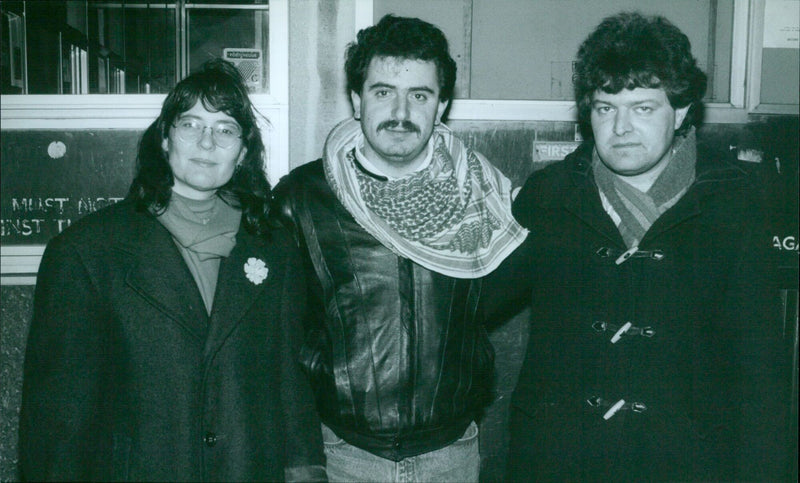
[322,421,480,482]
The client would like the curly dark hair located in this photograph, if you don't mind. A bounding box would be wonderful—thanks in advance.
[345,14,457,102]
[573,12,707,138]
[128,59,272,236]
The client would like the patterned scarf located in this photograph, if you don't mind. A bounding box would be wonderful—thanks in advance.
[323,118,527,279]
[593,128,697,247]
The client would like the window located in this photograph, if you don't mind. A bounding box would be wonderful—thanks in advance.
[0,0,287,171]
[371,0,788,121]
[0,0,289,285]
[0,0,270,95]
[465,0,734,104]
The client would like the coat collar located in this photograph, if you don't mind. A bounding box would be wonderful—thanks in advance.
[563,144,625,244]
[203,223,273,358]
[117,202,273,347]
[120,206,210,341]
[562,141,749,244]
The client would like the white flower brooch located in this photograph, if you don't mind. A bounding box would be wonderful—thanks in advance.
[244,258,269,285]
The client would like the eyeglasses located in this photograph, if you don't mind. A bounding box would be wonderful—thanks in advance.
[172,118,243,149]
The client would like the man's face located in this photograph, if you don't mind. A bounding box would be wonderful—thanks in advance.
[351,56,448,176]
[591,87,690,180]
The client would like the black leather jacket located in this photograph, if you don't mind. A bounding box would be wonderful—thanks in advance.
[272,160,495,461]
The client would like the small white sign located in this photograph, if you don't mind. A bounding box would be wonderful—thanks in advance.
[223,48,263,89]
[763,0,800,49]
[532,141,580,162]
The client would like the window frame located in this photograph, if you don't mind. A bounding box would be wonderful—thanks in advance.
[0,0,288,285]
[0,0,288,174]
[1,0,794,284]
[746,0,800,115]
[359,0,783,123]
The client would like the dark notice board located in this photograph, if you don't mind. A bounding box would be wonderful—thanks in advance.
[1,130,142,245]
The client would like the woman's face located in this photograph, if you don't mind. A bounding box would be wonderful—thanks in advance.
[161,101,247,200]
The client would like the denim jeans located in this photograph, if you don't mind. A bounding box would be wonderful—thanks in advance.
[322,421,480,482]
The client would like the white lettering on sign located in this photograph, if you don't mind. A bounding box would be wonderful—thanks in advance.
[2,196,123,239]
[532,142,580,162]
[12,197,70,213]
[1,218,45,236]
[77,197,124,214]
[225,50,260,59]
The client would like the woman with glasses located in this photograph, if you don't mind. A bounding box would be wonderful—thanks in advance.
[18,60,326,482]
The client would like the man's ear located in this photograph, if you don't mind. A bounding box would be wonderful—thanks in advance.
[237,147,248,166]
[161,137,169,153]
[350,91,362,119]
[674,104,691,130]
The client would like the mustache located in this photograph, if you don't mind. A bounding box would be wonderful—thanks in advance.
[377,120,420,133]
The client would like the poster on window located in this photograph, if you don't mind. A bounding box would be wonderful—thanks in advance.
[763,0,800,48]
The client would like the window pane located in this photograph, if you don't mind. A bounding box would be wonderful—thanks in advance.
[0,1,274,94]
[88,2,178,94]
[468,0,734,102]
[759,0,800,106]
[187,5,269,93]
[1,2,26,94]
[374,0,736,103]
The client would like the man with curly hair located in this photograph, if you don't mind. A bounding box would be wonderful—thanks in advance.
[273,14,526,482]
[503,12,789,481]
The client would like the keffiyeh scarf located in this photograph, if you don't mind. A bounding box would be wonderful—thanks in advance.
[323,118,527,279]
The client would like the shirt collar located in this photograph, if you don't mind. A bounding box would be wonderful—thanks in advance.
[354,134,435,180]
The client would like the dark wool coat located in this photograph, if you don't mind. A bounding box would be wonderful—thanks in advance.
[19,199,324,482]
[499,144,790,482]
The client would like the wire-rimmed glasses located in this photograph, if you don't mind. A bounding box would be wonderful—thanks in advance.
[172,118,243,149]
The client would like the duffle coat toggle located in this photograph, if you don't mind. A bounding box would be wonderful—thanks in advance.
[593,320,655,343]
[595,246,665,264]
[586,396,648,420]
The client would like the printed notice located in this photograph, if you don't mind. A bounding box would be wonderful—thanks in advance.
[532,141,580,163]
[763,0,800,48]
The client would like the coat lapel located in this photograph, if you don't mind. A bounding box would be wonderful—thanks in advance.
[563,161,624,245]
[638,160,739,243]
[122,213,209,341]
[642,189,702,243]
[204,227,273,357]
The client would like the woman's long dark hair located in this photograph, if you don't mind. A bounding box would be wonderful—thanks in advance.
[129,59,272,236]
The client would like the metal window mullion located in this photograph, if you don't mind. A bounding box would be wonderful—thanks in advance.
[121,0,126,92]
[729,0,750,108]
[176,0,185,82]
[184,4,269,10]
[81,48,88,93]
[71,45,77,94]
[58,32,63,94]
[22,3,29,94]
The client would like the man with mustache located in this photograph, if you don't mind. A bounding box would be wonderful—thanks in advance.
[272,14,526,482]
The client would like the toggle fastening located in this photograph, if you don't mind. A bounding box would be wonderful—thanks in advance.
[596,246,665,264]
[603,399,626,420]
[586,396,648,420]
[592,321,655,342]
[610,322,631,343]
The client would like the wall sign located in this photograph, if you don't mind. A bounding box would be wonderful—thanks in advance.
[1,130,139,246]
